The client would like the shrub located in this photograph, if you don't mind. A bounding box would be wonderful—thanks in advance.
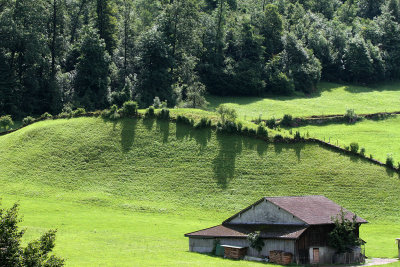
[72,108,86,117]
[274,134,284,142]
[237,121,243,132]
[281,114,293,127]
[294,131,302,141]
[22,116,35,126]
[266,118,276,129]
[40,112,53,120]
[369,154,373,159]
[58,112,71,119]
[157,108,170,119]
[350,142,359,153]
[344,146,350,151]
[153,96,162,108]
[360,147,366,156]
[195,117,211,129]
[217,121,237,133]
[328,209,361,253]
[102,105,120,121]
[122,101,138,117]
[0,115,14,130]
[145,106,155,118]
[248,128,256,136]
[247,231,265,253]
[386,154,394,168]
[177,115,194,126]
[216,105,237,123]
[344,109,358,123]
[256,124,268,138]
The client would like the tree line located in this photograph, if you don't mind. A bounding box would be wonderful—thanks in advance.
[1,0,400,118]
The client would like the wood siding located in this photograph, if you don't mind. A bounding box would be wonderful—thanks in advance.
[229,200,304,225]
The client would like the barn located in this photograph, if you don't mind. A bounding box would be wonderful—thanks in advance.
[185,195,367,264]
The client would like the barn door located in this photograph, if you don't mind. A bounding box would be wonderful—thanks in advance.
[313,248,320,263]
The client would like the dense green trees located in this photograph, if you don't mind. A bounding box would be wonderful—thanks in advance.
[2,0,400,117]
[0,203,64,266]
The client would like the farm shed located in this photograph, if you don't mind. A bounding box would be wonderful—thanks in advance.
[185,195,367,264]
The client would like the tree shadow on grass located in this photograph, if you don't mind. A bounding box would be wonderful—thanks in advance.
[156,119,170,143]
[345,80,400,93]
[213,132,243,189]
[143,117,155,131]
[120,118,137,152]
[176,122,212,150]
[273,142,305,162]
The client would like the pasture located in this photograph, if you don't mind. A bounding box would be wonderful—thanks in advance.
[208,82,400,120]
[0,117,399,265]
[293,115,400,164]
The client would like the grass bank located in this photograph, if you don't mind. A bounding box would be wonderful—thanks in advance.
[1,117,399,265]
[208,82,400,120]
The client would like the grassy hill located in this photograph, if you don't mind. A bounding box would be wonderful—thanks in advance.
[293,115,400,164]
[208,82,400,120]
[1,117,400,266]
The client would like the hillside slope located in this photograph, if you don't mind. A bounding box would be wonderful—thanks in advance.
[0,117,399,265]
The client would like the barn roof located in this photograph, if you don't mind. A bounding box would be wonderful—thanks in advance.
[223,195,367,225]
[184,224,308,239]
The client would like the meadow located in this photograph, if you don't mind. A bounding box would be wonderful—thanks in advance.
[293,115,400,164]
[1,117,400,266]
[208,82,400,120]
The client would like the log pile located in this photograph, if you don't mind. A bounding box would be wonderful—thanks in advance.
[269,250,293,265]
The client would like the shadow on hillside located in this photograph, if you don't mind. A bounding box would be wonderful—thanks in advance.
[176,122,212,150]
[143,117,155,131]
[345,80,400,93]
[273,143,306,162]
[156,119,170,143]
[213,132,243,189]
[242,138,269,158]
[120,119,137,152]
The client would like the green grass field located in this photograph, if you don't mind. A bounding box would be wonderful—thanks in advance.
[293,115,400,164]
[208,82,400,120]
[0,117,400,265]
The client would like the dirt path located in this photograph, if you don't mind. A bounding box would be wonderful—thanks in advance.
[361,258,398,266]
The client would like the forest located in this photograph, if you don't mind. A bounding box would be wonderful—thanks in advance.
[1,0,400,118]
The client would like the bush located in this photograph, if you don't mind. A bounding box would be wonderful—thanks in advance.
[274,134,284,142]
[369,154,373,159]
[157,108,170,119]
[350,142,359,153]
[217,121,238,133]
[386,154,394,168]
[344,146,350,151]
[153,96,162,108]
[266,118,276,129]
[344,109,358,123]
[102,105,120,121]
[256,124,268,138]
[195,117,211,129]
[22,116,35,126]
[145,106,155,118]
[58,112,72,119]
[72,108,86,117]
[280,114,293,127]
[177,115,194,126]
[294,131,302,141]
[40,112,53,120]
[216,105,237,123]
[0,115,14,130]
[360,147,366,156]
[122,101,138,117]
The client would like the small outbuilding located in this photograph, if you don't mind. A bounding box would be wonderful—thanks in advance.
[185,195,367,264]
